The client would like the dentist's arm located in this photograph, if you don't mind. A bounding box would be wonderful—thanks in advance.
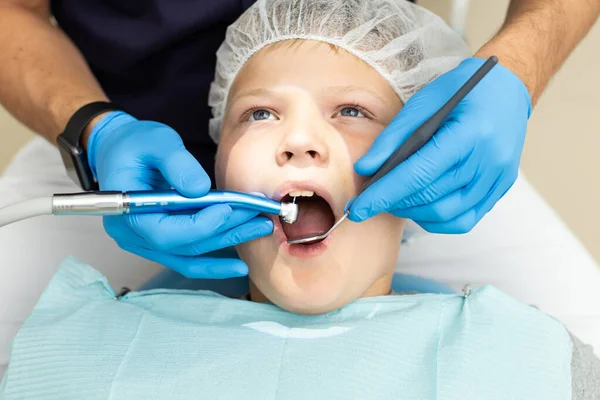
[350,0,600,233]
[476,0,600,106]
[0,0,273,278]
[0,0,108,143]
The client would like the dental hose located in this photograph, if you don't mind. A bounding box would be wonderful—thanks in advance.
[0,190,299,228]
[0,197,53,227]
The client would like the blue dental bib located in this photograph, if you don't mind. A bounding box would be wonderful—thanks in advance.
[1,257,572,399]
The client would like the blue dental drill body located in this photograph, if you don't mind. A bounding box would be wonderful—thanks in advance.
[51,190,299,224]
[128,191,277,214]
[128,190,281,215]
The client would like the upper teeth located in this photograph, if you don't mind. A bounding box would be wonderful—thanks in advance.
[288,190,315,197]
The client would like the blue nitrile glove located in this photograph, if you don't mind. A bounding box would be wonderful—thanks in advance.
[87,111,273,278]
[348,58,531,234]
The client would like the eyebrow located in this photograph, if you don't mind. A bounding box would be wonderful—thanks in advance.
[230,85,388,105]
[231,87,275,100]
[320,85,388,105]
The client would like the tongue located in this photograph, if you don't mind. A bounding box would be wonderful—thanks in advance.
[282,199,335,241]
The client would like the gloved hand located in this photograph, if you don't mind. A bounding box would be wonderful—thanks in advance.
[87,111,273,278]
[349,57,531,233]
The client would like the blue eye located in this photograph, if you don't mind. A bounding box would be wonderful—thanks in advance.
[338,107,364,118]
[249,110,275,121]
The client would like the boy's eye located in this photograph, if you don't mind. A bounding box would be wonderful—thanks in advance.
[337,107,365,118]
[249,109,275,121]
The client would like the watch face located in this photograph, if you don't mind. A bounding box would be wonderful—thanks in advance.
[57,136,81,186]
[57,136,98,190]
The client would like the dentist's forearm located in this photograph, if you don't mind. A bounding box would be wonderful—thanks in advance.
[476,0,600,106]
[0,1,108,147]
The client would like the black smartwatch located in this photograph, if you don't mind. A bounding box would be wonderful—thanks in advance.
[57,101,122,191]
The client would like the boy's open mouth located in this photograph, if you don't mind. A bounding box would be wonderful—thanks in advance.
[280,191,335,244]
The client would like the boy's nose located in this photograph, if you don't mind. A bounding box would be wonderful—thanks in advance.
[276,123,330,167]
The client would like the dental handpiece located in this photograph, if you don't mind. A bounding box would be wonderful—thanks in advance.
[0,190,299,228]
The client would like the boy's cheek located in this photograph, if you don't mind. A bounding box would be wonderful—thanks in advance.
[343,126,386,159]
[214,139,242,190]
[215,143,263,192]
[214,148,227,189]
[352,173,369,194]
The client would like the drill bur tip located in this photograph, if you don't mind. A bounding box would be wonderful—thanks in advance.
[280,202,299,224]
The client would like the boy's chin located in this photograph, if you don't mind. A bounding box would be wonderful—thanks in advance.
[263,282,358,315]
[275,296,350,315]
[260,270,395,315]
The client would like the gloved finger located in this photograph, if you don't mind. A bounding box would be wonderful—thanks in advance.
[103,215,148,248]
[354,91,450,176]
[413,170,515,234]
[412,209,477,234]
[155,147,211,198]
[169,217,273,256]
[105,216,248,278]
[391,164,472,209]
[471,169,517,221]
[126,205,265,251]
[102,166,154,191]
[106,206,264,251]
[119,243,249,278]
[126,204,233,251]
[349,124,464,222]
[390,168,499,223]
[147,173,174,190]
[211,207,268,235]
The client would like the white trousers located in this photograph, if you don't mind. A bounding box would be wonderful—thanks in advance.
[2,138,600,376]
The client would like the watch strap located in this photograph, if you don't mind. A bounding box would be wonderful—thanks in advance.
[58,101,123,191]
[61,101,122,148]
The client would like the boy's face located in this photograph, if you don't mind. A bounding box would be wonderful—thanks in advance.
[215,40,405,314]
